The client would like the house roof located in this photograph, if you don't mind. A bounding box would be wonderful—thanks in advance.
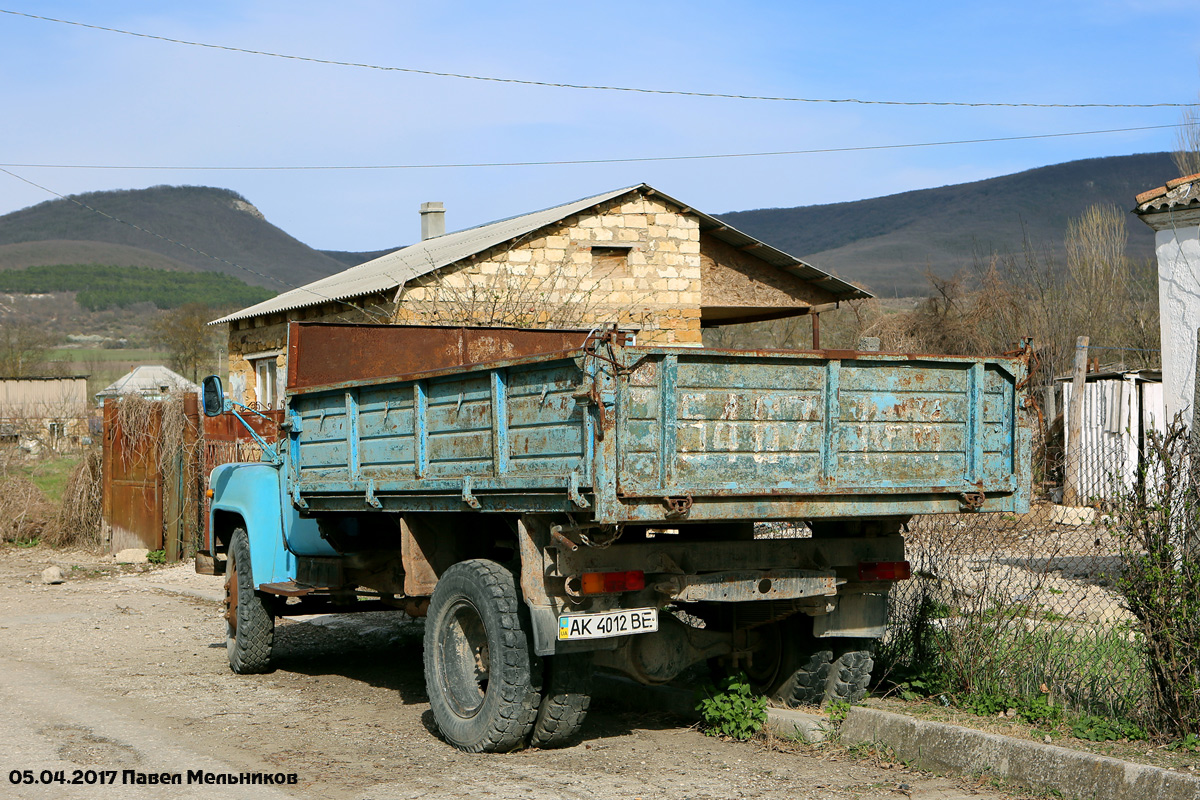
[212,184,870,325]
[1134,172,1200,214]
[94,365,199,400]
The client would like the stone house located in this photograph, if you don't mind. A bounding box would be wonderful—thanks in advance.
[1134,173,1200,424]
[213,184,868,408]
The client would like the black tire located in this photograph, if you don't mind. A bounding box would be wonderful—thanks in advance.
[728,617,829,709]
[823,639,875,704]
[423,559,542,753]
[224,526,274,674]
[530,653,593,748]
[741,617,879,707]
[770,646,834,708]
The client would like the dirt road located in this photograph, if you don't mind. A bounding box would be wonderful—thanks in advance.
[0,546,1017,800]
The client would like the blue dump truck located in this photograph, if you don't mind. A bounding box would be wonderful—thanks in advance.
[201,322,1031,752]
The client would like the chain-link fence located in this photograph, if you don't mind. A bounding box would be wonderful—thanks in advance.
[880,379,1175,731]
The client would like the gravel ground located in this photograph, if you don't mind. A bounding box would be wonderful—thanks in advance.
[0,544,1023,800]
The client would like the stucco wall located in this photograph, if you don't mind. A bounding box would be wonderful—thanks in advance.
[1151,214,1200,423]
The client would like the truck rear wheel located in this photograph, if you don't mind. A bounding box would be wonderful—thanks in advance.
[741,619,874,707]
[747,620,832,708]
[423,559,541,752]
[224,526,274,674]
[824,639,875,704]
[530,653,593,748]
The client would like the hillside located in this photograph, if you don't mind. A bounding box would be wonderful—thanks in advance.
[0,185,349,290]
[0,154,1180,300]
[716,152,1177,296]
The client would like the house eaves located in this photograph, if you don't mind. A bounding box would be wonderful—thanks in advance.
[1134,172,1200,214]
[211,184,870,326]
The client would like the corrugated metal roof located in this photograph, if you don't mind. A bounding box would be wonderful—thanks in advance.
[95,365,199,399]
[212,183,869,325]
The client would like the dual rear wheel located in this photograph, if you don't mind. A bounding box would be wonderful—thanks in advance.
[423,559,592,752]
[743,616,875,707]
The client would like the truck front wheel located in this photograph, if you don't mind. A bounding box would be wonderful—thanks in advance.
[423,559,542,752]
[224,526,274,674]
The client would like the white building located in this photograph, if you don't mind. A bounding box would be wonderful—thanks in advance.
[1134,175,1200,426]
[94,365,199,406]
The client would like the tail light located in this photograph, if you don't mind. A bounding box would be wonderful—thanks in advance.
[858,561,911,581]
[579,570,645,595]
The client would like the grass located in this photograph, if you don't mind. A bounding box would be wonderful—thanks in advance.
[11,455,80,504]
[47,347,169,362]
[887,610,1150,729]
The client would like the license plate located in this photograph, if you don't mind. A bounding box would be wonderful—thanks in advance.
[558,607,658,641]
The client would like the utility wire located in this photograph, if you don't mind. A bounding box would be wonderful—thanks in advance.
[0,123,1184,173]
[2,8,1193,110]
[0,166,296,290]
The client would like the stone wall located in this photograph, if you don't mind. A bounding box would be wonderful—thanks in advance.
[393,193,703,345]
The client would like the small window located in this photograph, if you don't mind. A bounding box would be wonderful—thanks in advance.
[253,358,278,409]
[48,421,64,440]
[591,245,632,278]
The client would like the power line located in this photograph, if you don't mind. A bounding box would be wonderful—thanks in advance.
[2,7,1193,110]
[0,166,301,292]
[0,123,1183,173]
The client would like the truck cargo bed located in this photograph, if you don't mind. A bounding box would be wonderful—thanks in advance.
[283,323,1030,523]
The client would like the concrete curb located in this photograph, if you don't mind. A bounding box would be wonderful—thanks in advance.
[841,706,1200,800]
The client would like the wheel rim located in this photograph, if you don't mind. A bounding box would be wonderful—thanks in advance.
[225,550,239,635]
[745,624,783,690]
[438,598,490,718]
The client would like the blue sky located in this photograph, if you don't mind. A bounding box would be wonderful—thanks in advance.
[2,1,1199,253]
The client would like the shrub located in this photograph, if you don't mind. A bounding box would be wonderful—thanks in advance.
[0,473,54,544]
[1108,424,1200,737]
[51,448,102,548]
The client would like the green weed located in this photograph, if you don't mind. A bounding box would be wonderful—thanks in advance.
[696,672,768,741]
[1070,714,1147,742]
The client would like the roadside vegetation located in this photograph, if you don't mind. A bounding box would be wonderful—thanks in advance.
[0,447,100,549]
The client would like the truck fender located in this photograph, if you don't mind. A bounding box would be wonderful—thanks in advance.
[208,462,302,587]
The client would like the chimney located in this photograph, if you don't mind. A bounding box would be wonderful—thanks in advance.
[420,201,445,240]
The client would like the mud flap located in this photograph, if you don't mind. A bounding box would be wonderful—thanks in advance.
[812,586,888,638]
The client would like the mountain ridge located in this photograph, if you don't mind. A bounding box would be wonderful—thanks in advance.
[0,185,348,290]
[0,153,1179,299]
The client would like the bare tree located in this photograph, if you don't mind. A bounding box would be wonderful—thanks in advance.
[862,203,1158,380]
[1173,105,1200,178]
[151,303,221,381]
[395,250,619,329]
[0,322,52,377]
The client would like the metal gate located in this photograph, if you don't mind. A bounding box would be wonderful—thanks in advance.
[100,395,281,561]
[100,395,201,559]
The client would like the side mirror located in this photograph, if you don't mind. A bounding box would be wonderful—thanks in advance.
[202,375,226,417]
